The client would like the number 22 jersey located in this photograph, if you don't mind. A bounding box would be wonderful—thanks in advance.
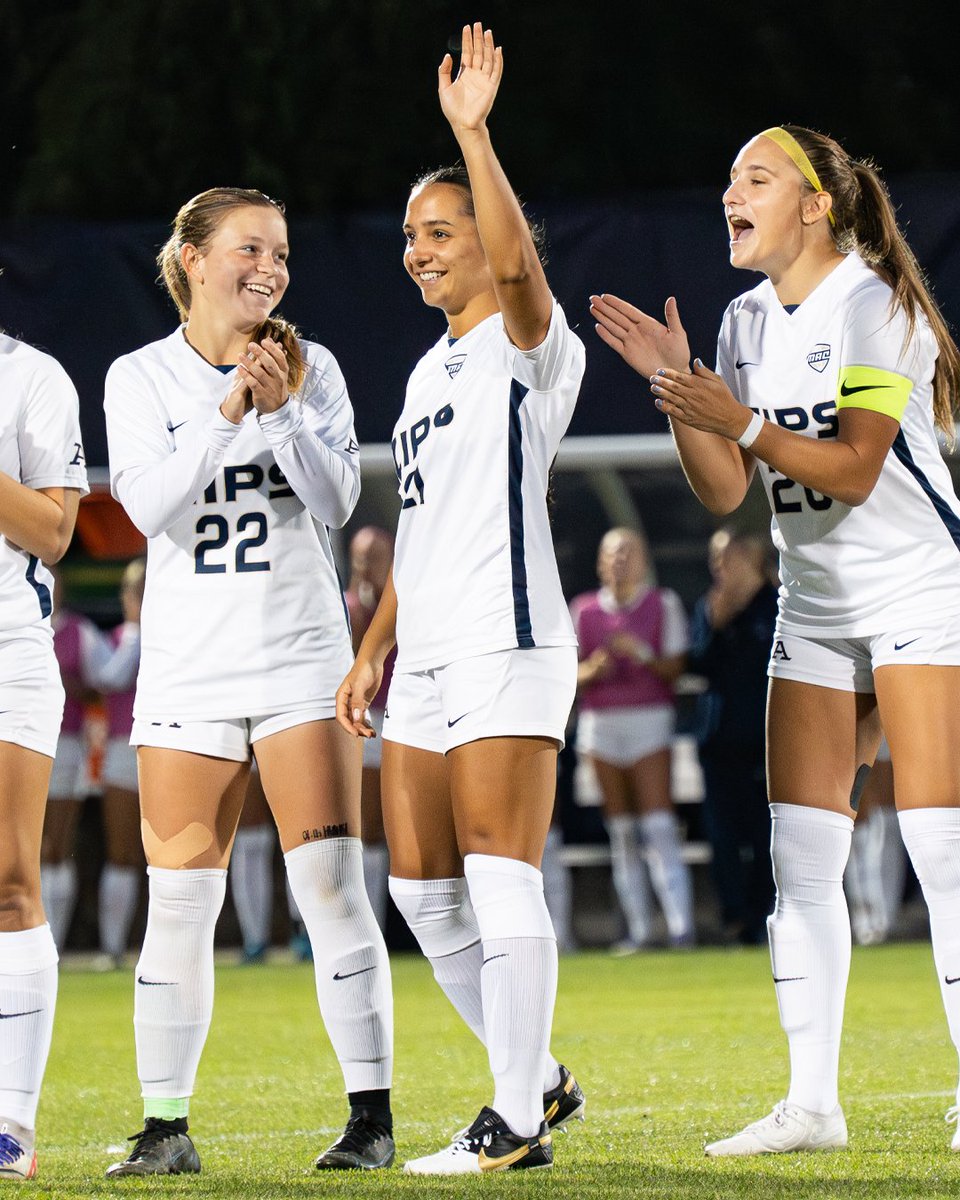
[104,328,357,719]
[391,300,584,673]
[717,252,960,636]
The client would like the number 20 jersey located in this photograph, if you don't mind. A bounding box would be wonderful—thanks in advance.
[391,301,584,673]
[105,329,356,719]
[717,252,960,636]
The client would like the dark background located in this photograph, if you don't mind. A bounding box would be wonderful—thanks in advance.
[4,1,960,465]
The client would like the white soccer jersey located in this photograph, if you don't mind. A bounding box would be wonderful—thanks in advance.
[104,328,358,719]
[718,252,960,636]
[0,333,88,634]
[391,300,584,672]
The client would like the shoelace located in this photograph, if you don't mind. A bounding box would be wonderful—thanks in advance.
[945,1105,959,1126]
[332,1116,386,1154]
[0,1133,25,1165]
[451,1128,493,1153]
[125,1124,180,1158]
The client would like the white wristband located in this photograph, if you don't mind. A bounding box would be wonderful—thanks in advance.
[737,411,765,450]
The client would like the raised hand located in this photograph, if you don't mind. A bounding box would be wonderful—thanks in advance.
[438,22,503,138]
[238,337,289,416]
[219,371,253,425]
[589,294,691,379]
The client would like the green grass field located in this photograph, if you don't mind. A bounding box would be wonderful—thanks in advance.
[31,944,960,1198]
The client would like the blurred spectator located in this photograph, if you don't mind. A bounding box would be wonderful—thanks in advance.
[571,527,694,950]
[844,736,907,945]
[688,529,777,945]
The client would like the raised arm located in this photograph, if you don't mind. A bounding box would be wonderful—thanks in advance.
[440,23,553,350]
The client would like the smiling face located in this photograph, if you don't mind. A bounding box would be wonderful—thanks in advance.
[183,204,289,331]
[402,182,494,331]
[722,135,820,278]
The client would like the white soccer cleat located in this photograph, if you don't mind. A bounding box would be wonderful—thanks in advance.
[946,1105,960,1151]
[0,1119,37,1179]
[705,1100,848,1157]
[403,1106,552,1175]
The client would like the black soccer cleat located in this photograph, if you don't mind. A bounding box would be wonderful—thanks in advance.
[544,1064,586,1131]
[105,1117,201,1177]
[314,1114,395,1170]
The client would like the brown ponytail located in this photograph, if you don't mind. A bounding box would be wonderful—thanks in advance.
[785,126,960,441]
[157,187,305,393]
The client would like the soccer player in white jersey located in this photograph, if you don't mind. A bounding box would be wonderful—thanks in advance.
[0,332,87,1179]
[338,25,585,1175]
[102,188,393,1176]
[592,124,960,1156]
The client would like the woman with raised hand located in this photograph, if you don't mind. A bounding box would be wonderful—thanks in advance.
[592,125,960,1155]
[337,24,585,1176]
[0,331,87,1180]
[103,187,393,1177]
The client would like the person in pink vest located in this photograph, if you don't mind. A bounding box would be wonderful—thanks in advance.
[571,527,694,950]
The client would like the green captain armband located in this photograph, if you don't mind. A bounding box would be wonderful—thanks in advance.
[836,365,912,421]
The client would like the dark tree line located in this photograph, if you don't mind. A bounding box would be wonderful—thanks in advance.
[4,0,960,219]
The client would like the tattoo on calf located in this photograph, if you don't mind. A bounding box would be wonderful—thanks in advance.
[302,822,349,842]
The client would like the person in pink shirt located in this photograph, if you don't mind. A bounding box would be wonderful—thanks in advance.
[571,527,694,949]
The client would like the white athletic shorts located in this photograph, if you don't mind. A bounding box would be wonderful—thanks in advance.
[382,646,577,756]
[0,628,65,758]
[361,707,385,769]
[102,736,139,791]
[48,732,85,799]
[131,704,336,762]
[576,704,675,768]
[768,617,960,693]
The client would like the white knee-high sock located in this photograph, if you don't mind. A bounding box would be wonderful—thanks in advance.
[40,861,77,950]
[767,803,853,1115]
[362,842,390,931]
[388,874,562,1092]
[284,838,392,1092]
[465,853,557,1138]
[0,925,58,1129]
[541,826,574,952]
[845,816,873,944]
[640,810,695,941]
[898,808,960,1099]
[98,864,141,959]
[230,826,274,952]
[134,867,226,1102]
[606,814,653,945]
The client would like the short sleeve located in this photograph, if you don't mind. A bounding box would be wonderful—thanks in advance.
[17,354,88,493]
[716,304,740,401]
[509,300,586,397]
[837,284,930,422]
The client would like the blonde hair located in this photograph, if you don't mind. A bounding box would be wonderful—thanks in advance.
[782,126,960,440]
[157,187,306,392]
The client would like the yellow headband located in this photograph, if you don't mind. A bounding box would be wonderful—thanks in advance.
[759,127,836,227]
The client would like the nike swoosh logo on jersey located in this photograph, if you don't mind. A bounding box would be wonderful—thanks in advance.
[447,712,471,728]
[946,975,960,985]
[333,966,376,981]
[894,638,920,651]
[735,360,758,369]
[0,1008,42,1019]
[839,382,894,397]
[137,976,176,986]
[167,420,188,433]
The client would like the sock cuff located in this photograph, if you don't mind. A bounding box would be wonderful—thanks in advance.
[388,875,466,900]
[147,865,227,883]
[463,853,543,887]
[639,809,678,831]
[283,836,361,869]
[898,807,960,836]
[770,802,854,833]
[0,923,58,972]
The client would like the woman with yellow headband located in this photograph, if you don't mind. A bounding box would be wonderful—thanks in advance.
[591,124,960,1156]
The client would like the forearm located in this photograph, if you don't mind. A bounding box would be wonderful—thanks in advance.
[356,569,398,668]
[258,404,360,529]
[113,417,240,539]
[670,419,754,516]
[0,476,78,562]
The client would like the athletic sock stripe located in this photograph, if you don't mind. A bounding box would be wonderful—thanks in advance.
[508,380,534,648]
[892,430,960,550]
